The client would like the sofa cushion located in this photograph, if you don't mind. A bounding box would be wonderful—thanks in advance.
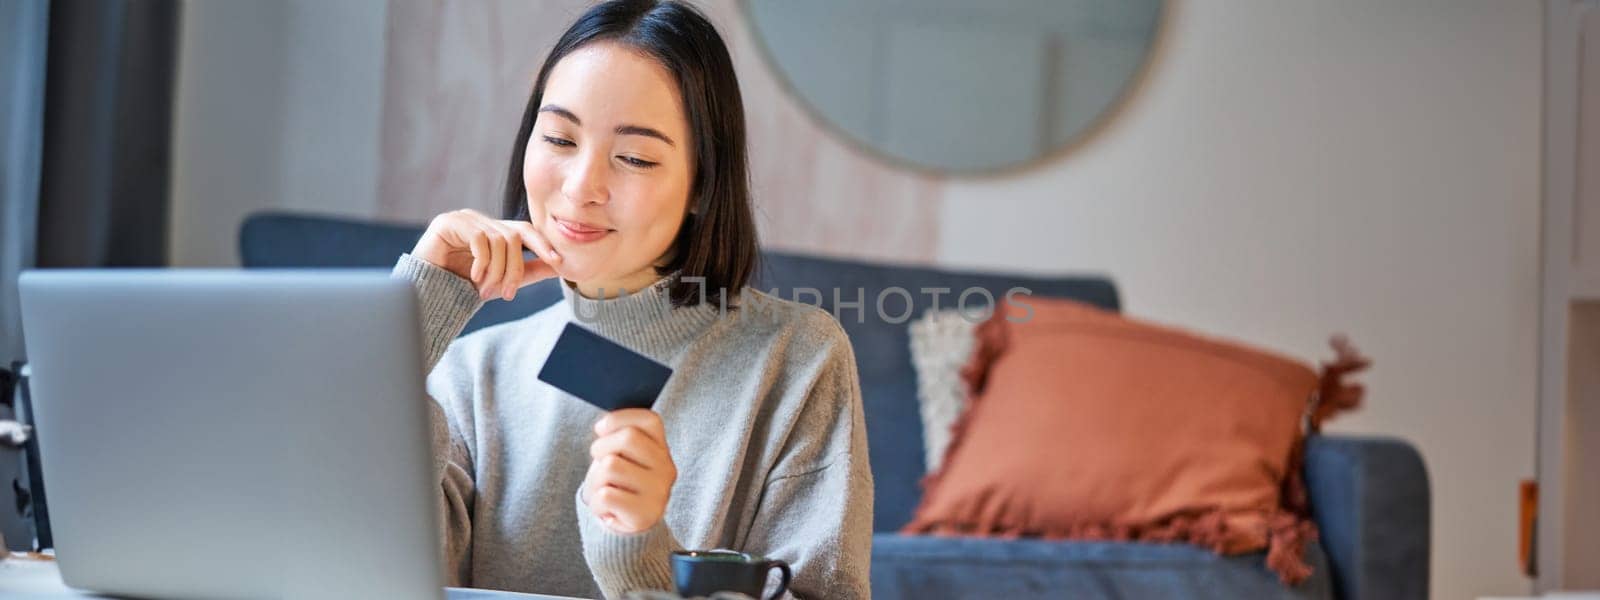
[903,297,1327,583]
[871,533,1333,599]
[907,308,979,473]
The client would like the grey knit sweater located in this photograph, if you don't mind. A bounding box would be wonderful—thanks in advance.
[390,254,873,600]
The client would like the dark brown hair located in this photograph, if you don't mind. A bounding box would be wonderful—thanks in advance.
[502,0,758,310]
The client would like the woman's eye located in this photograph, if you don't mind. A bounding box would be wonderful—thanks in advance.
[618,155,658,168]
[542,135,574,148]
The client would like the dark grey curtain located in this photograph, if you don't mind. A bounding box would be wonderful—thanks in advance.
[36,0,180,269]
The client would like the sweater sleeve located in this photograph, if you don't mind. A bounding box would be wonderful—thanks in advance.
[390,252,486,586]
[740,318,875,600]
[391,252,484,373]
[574,489,687,598]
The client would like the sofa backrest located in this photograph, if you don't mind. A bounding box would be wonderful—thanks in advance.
[240,211,1121,532]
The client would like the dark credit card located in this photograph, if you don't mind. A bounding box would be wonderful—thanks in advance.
[537,322,673,411]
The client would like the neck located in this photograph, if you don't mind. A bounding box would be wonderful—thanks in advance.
[571,268,667,299]
[559,268,722,363]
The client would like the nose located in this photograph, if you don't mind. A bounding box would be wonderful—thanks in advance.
[560,147,609,206]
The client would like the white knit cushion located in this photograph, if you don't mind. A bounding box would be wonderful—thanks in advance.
[907,308,980,473]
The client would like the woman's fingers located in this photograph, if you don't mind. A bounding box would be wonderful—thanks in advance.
[594,409,668,448]
[588,410,676,490]
[466,226,490,283]
[510,221,561,286]
[484,219,562,300]
[510,220,560,286]
[588,485,655,533]
[510,220,558,263]
[583,409,676,534]
[465,217,564,302]
[486,222,523,300]
[589,426,670,472]
[412,209,550,289]
[591,454,656,495]
[477,223,507,300]
[470,217,545,301]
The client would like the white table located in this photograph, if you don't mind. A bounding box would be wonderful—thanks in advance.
[0,553,587,600]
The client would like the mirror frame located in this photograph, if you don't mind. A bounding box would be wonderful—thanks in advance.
[737,1,1174,178]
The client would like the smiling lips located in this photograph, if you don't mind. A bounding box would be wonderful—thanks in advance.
[553,216,613,243]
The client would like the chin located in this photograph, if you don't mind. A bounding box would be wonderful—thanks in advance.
[550,253,624,290]
[550,259,599,285]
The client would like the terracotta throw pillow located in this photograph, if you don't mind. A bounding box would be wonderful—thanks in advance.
[901,297,1367,584]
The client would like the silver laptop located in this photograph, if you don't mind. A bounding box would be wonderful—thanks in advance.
[17,269,444,600]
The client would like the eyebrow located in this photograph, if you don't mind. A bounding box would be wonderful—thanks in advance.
[537,104,677,147]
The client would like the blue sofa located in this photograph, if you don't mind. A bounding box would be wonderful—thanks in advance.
[241,212,1431,599]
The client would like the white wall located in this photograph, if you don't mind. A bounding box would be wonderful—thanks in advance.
[169,0,388,267]
[937,2,1542,598]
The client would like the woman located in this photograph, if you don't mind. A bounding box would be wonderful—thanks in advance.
[389,1,872,598]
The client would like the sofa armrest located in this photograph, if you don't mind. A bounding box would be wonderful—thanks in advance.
[1303,434,1430,600]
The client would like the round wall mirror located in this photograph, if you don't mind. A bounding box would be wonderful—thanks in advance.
[743,1,1166,174]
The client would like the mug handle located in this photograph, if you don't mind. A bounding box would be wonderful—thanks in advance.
[763,560,792,600]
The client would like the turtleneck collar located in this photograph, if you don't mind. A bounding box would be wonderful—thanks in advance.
[558,270,724,363]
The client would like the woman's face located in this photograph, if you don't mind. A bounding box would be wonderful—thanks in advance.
[524,41,694,298]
